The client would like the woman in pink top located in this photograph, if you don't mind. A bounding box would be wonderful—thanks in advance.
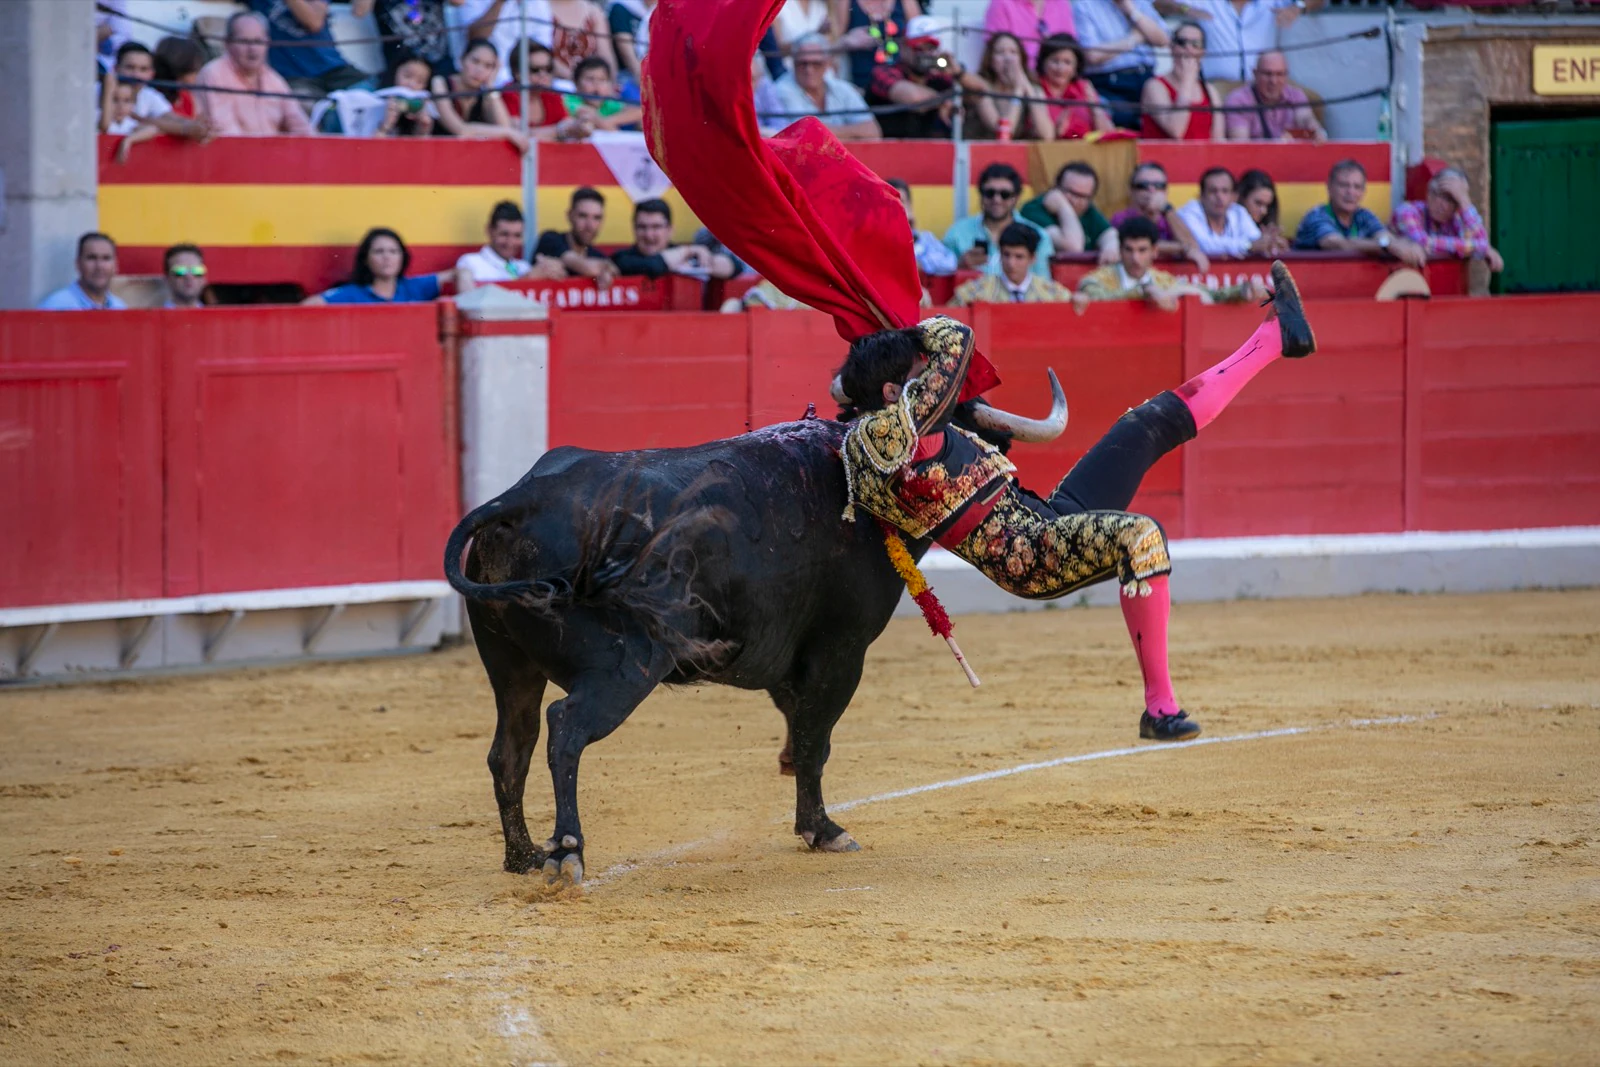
[983,0,1075,68]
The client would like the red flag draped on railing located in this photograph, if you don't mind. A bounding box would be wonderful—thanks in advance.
[641,0,999,400]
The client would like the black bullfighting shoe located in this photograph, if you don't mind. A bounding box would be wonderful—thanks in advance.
[1140,709,1202,742]
[1269,260,1317,359]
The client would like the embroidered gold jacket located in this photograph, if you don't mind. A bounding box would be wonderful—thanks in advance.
[840,317,1016,540]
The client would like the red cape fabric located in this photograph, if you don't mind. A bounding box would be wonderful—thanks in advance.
[641,0,999,400]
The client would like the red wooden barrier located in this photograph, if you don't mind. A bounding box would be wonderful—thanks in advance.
[0,313,165,608]
[1404,295,1600,531]
[547,309,751,450]
[496,274,706,311]
[748,310,845,429]
[163,305,455,595]
[1181,300,1408,538]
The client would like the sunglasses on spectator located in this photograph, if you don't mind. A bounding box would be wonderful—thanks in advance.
[980,187,1017,200]
[1173,36,1204,47]
[527,64,553,75]
[1132,180,1167,191]
[168,265,207,277]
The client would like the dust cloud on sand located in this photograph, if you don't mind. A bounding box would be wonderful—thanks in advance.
[2,590,1597,1065]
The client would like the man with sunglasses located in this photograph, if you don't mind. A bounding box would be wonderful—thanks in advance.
[162,244,209,309]
[1109,162,1210,272]
[941,163,1054,278]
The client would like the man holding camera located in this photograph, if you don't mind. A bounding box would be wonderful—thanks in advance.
[941,162,1055,279]
[865,15,988,139]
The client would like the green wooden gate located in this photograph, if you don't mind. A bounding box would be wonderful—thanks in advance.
[1491,116,1600,293]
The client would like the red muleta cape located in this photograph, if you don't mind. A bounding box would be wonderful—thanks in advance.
[640,0,999,401]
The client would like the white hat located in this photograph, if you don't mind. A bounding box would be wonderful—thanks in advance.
[904,14,952,48]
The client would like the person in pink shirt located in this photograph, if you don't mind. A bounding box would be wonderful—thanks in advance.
[983,0,1075,67]
[194,11,313,136]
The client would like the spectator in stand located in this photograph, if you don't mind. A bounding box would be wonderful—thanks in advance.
[1140,22,1223,141]
[433,40,528,151]
[1035,34,1114,140]
[943,162,1055,278]
[501,41,593,140]
[152,36,209,121]
[952,224,1075,305]
[1392,168,1504,274]
[984,0,1077,68]
[372,0,461,82]
[457,200,565,283]
[564,57,642,132]
[1020,160,1117,258]
[1235,167,1290,251]
[887,177,957,276]
[772,0,831,64]
[96,0,130,74]
[1071,0,1169,129]
[375,58,437,137]
[970,31,1054,141]
[304,227,465,304]
[1223,50,1326,141]
[613,200,736,280]
[609,0,656,91]
[466,0,614,83]
[103,82,142,136]
[868,15,989,140]
[195,12,314,136]
[248,0,375,100]
[1176,167,1279,258]
[38,233,127,311]
[1074,215,1265,311]
[768,34,881,140]
[1295,159,1428,268]
[833,0,923,92]
[536,187,619,283]
[162,244,209,309]
[1110,162,1209,271]
[99,43,170,132]
[1155,0,1325,84]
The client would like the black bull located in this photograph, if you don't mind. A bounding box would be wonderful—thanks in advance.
[444,414,916,882]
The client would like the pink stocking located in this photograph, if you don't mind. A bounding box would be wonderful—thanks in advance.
[1121,575,1180,717]
[1175,320,1283,432]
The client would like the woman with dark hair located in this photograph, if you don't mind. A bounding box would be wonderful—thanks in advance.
[433,39,529,152]
[1139,21,1222,140]
[1035,33,1112,139]
[304,228,468,305]
[1236,168,1290,254]
[152,36,207,114]
[970,31,1053,140]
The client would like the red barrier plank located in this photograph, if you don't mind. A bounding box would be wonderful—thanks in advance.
[748,310,849,429]
[0,312,165,608]
[162,305,453,595]
[1182,299,1407,537]
[975,301,1186,536]
[1404,294,1600,531]
[547,310,751,450]
[99,135,522,185]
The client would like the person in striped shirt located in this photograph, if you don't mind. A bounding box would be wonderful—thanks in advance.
[1391,168,1505,275]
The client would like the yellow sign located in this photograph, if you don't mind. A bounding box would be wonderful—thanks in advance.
[1533,45,1600,95]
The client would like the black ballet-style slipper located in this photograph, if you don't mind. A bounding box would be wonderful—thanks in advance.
[1139,709,1202,742]
[1268,260,1317,359]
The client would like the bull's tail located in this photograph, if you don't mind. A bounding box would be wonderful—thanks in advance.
[443,493,547,605]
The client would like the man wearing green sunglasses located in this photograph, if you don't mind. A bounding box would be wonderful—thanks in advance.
[163,244,209,309]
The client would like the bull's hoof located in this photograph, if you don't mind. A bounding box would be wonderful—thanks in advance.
[504,852,544,875]
[539,834,585,884]
[800,829,861,853]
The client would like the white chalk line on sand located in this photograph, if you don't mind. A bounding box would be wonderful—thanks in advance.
[588,713,1434,888]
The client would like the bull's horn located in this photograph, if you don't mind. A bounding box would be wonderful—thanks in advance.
[830,374,851,405]
[969,369,1068,442]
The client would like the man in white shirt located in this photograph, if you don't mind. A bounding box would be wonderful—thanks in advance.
[37,233,129,311]
[1175,167,1270,259]
[764,34,880,140]
[456,201,566,284]
[1154,0,1325,84]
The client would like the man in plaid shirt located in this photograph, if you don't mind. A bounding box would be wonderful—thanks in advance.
[1391,168,1505,274]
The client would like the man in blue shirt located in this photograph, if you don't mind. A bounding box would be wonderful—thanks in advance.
[1294,159,1427,268]
[942,163,1054,279]
[37,233,129,311]
[249,0,374,100]
[764,34,881,141]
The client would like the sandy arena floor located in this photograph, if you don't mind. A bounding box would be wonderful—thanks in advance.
[2,590,1597,1066]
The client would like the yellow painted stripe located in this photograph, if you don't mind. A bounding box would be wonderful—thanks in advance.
[102,181,1388,252]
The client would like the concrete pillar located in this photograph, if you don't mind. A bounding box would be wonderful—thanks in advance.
[0,0,99,309]
[456,286,552,511]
